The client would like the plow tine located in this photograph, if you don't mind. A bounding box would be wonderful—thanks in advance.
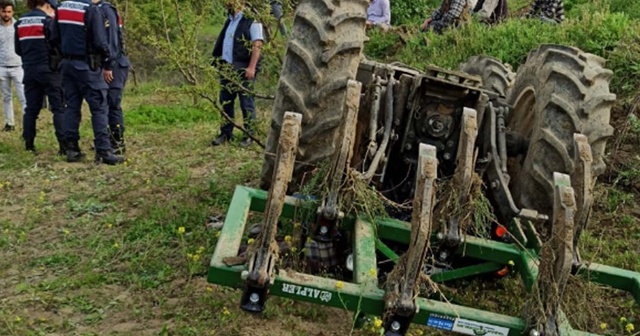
[439,107,478,259]
[241,112,302,312]
[527,173,576,336]
[383,143,438,336]
[571,133,593,268]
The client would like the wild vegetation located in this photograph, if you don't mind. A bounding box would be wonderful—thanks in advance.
[0,0,638,335]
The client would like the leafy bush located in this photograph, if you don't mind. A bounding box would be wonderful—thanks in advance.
[390,0,441,25]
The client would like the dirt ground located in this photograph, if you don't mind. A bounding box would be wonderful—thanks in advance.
[0,85,638,336]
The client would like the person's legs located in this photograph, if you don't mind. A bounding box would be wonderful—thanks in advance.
[270,1,287,36]
[22,76,44,151]
[61,64,85,162]
[238,77,256,147]
[108,63,129,154]
[213,76,237,145]
[0,67,15,129]
[44,71,66,154]
[9,67,27,116]
[107,87,125,150]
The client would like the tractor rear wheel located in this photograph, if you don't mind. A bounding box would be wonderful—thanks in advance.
[458,55,515,97]
[259,0,368,192]
[505,44,615,218]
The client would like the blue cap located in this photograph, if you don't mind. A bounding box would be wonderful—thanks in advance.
[46,0,59,8]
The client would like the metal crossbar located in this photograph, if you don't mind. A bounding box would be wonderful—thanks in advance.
[208,186,640,336]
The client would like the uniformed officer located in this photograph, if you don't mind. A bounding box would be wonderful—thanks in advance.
[14,0,65,153]
[48,0,124,164]
[99,0,129,155]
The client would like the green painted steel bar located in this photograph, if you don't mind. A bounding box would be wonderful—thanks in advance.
[354,220,379,287]
[209,264,529,335]
[208,186,640,336]
[518,251,539,291]
[453,236,523,264]
[430,262,505,283]
[375,239,400,263]
[209,186,252,277]
[376,218,411,243]
[575,263,640,304]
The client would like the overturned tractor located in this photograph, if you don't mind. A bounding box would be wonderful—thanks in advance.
[208,0,639,335]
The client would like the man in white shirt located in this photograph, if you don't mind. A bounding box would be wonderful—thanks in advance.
[0,1,26,132]
[211,0,264,148]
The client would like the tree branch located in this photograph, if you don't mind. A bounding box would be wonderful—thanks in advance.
[199,93,266,149]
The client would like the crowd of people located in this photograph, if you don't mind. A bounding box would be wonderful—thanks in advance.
[1,0,566,160]
[366,0,565,33]
[0,0,129,165]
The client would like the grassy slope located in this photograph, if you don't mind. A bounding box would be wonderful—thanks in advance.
[1,1,639,336]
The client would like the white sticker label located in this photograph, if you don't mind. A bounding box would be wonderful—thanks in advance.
[281,283,333,302]
[451,318,510,336]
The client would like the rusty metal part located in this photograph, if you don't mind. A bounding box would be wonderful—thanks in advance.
[527,173,576,336]
[383,143,438,336]
[368,76,383,157]
[360,76,395,181]
[241,111,302,312]
[316,80,362,232]
[438,108,478,259]
[570,133,593,269]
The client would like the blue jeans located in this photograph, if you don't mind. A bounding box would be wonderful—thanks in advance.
[219,72,256,138]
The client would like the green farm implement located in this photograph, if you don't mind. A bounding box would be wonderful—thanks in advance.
[208,0,640,334]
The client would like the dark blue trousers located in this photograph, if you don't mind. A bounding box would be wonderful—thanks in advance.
[61,60,111,151]
[107,61,129,137]
[22,65,65,143]
[219,72,256,137]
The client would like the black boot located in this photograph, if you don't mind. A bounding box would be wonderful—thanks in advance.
[66,141,86,162]
[25,139,36,153]
[57,140,67,156]
[95,149,125,165]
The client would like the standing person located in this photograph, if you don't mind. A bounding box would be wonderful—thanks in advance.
[15,0,65,153]
[99,0,130,155]
[47,0,124,164]
[420,0,471,34]
[211,0,264,148]
[0,0,27,132]
[270,0,287,37]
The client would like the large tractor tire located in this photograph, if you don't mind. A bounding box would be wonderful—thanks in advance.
[260,0,368,192]
[458,55,515,97]
[506,44,615,217]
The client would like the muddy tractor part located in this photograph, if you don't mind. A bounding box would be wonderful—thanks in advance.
[209,0,639,334]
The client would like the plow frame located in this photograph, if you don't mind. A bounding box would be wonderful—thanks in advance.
[208,186,640,336]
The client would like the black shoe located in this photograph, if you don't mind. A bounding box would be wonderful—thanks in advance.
[57,140,67,156]
[211,134,229,146]
[66,141,86,162]
[239,137,253,148]
[25,139,36,153]
[3,124,15,132]
[95,150,125,165]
